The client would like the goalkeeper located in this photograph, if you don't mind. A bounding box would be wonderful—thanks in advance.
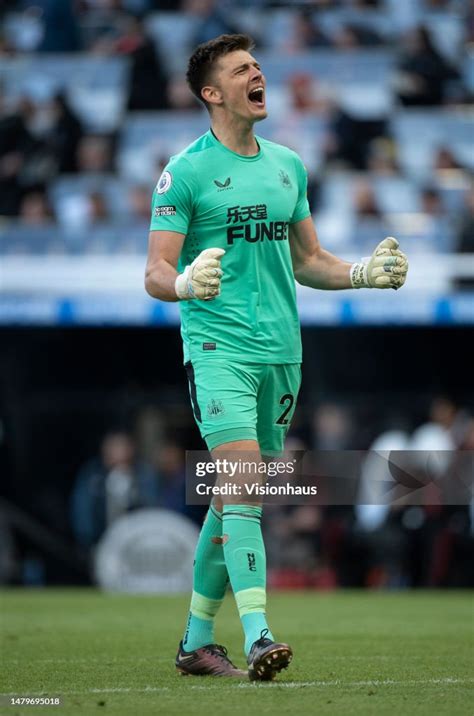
[145,34,408,681]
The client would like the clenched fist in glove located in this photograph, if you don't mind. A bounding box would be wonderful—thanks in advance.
[350,237,408,290]
[175,248,225,301]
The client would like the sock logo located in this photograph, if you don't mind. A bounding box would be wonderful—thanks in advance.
[247,552,256,572]
[183,612,192,645]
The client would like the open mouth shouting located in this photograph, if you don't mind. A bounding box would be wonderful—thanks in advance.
[248,85,265,109]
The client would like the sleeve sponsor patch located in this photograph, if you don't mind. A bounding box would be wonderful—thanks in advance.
[154,205,176,216]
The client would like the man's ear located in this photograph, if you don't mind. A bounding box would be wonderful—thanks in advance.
[201,85,223,107]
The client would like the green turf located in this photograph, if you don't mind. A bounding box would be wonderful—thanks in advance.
[0,589,473,716]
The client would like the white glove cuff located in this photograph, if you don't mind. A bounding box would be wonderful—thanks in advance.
[175,266,194,300]
[350,261,370,289]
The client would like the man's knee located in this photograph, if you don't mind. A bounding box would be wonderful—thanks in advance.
[211,440,263,507]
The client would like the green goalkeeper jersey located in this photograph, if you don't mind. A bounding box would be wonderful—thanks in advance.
[150,129,311,364]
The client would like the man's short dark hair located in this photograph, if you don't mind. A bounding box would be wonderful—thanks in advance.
[186,34,255,108]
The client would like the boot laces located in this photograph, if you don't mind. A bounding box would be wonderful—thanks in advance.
[204,644,229,661]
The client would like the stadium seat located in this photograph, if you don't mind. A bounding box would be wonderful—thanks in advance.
[49,175,130,228]
[0,56,129,131]
[391,110,474,180]
[145,13,197,74]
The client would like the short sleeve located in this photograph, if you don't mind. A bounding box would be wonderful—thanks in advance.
[290,154,311,224]
[149,155,196,234]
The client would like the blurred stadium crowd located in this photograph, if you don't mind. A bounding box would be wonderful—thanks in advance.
[71,396,474,589]
[2,391,473,589]
[0,0,473,259]
[66,395,473,590]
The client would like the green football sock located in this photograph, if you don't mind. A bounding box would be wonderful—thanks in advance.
[182,505,228,652]
[222,504,274,655]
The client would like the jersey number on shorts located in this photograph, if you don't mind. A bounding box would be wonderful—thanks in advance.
[276,393,294,425]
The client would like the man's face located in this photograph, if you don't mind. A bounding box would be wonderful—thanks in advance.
[207,49,267,123]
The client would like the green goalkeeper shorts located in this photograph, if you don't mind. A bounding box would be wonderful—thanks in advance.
[184,360,301,454]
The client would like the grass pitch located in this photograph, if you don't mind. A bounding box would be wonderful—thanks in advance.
[1,589,473,716]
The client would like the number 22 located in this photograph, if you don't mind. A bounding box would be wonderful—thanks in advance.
[276,394,294,425]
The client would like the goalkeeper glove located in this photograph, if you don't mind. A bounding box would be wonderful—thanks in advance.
[350,237,408,289]
[175,248,225,301]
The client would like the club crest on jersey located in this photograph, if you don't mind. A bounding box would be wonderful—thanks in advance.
[156,170,172,194]
[279,169,292,188]
[207,399,225,417]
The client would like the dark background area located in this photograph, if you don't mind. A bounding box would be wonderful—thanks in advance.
[1,325,472,586]
[1,324,472,513]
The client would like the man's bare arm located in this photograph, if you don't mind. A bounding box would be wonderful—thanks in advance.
[145,230,225,301]
[145,230,185,301]
[290,216,408,290]
[290,217,352,290]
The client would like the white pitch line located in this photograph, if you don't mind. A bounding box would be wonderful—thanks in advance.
[1,677,472,696]
[235,678,473,689]
[192,678,473,690]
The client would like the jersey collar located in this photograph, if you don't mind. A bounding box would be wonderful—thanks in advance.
[208,129,262,162]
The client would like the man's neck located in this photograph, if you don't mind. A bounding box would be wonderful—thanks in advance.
[211,117,259,156]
